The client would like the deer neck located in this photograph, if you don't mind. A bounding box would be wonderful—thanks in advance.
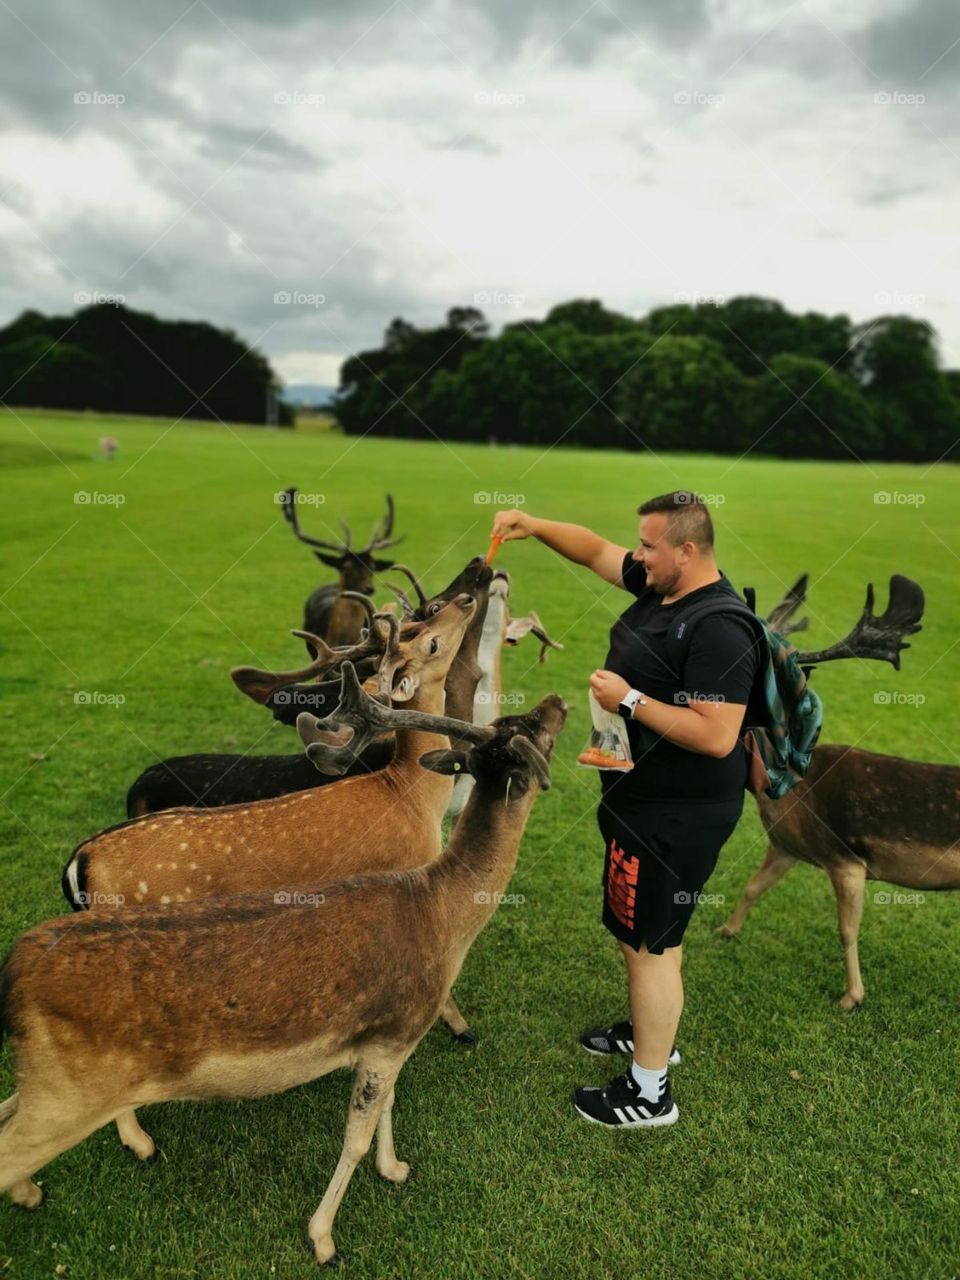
[443,605,487,723]
[428,778,537,944]
[389,679,454,768]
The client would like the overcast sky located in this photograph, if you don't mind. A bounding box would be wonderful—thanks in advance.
[1,0,958,387]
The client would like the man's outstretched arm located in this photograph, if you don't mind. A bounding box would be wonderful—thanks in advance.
[491,509,630,587]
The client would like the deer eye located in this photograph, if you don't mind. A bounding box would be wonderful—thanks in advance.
[429,638,440,655]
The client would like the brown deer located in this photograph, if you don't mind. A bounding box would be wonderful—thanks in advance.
[281,488,413,649]
[716,574,937,1010]
[0,693,566,1265]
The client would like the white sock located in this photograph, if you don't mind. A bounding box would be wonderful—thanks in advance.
[630,1060,668,1103]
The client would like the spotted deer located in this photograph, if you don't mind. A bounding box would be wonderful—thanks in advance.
[0,692,566,1265]
[716,573,936,1009]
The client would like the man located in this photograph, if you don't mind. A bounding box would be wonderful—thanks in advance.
[491,492,760,1129]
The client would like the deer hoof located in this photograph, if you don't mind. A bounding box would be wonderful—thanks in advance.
[838,992,864,1012]
[11,1180,45,1210]
[310,1237,344,1267]
[379,1159,411,1184]
[454,1027,478,1045]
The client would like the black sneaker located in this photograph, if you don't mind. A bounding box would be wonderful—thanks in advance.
[579,1021,681,1065]
[573,1069,679,1129]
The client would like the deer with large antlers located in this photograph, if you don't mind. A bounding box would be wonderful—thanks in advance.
[124,559,500,817]
[716,573,940,1010]
[281,487,417,649]
[1,691,566,1264]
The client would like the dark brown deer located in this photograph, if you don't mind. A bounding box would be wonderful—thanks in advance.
[717,574,937,1010]
[0,694,566,1265]
[281,487,413,649]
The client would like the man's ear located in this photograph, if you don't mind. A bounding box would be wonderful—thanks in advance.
[418,748,474,777]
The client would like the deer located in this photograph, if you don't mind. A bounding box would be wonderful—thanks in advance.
[124,559,497,817]
[715,573,938,1011]
[0,692,567,1265]
[281,488,418,650]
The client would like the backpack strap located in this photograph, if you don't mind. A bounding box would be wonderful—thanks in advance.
[665,596,765,675]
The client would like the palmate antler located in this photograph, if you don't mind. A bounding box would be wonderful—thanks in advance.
[764,573,810,637]
[230,609,401,704]
[296,662,496,776]
[795,575,924,670]
[505,610,565,663]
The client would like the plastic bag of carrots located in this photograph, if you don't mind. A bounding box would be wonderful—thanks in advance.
[577,691,634,770]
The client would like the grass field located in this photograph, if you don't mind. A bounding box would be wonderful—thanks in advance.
[1,407,958,1280]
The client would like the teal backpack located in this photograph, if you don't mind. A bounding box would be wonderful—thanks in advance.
[665,584,823,801]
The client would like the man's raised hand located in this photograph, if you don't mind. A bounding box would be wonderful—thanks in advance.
[491,509,538,542]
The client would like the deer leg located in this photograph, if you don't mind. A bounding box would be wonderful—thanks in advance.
[308,1057,404,1265]
[0,1093,18,1129]
[115,1107,156,1161]
[826,861,867,1010]
[717,845,797,938]
[0,1095,108,1208]
[374,1087,410,1184]
[441,992,476,1044]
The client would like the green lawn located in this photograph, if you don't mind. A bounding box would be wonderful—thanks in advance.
[1,407,958,1280]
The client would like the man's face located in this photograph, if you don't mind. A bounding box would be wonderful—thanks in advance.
[630,513,683,596]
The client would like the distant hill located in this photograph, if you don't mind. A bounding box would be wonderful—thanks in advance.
[284,383,337,408]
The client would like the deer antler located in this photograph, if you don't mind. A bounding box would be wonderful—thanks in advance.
[765,573,810,637]
[386,563,428,610]
[297,663,495,775]
[280,487,352,553]
[795,575,924,670]
[505,611,565,663]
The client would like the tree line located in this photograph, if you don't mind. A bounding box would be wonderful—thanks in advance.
[334,297,959,462]
[0,303,291,426]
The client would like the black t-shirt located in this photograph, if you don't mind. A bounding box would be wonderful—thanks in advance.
[599,552,760,806]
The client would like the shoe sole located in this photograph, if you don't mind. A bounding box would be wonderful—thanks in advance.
[573,1101,680,1129]
[581,1044,682,1066]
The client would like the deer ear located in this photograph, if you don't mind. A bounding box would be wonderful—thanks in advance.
[418,748,474,777]
[315,551,342,569]
[371,556,396,572]
[389,671,420,703]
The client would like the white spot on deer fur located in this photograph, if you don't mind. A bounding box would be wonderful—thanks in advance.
[170,862,178,870]
[180,842,188,851]
[160,895,171,905]
[205,874,212,881]
[138,881,148,894]
[189,862,198,871]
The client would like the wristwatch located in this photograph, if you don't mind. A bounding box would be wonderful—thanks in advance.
[617,688,647,720]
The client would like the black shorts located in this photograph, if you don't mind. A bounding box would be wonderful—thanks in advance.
[598,795,744,954]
